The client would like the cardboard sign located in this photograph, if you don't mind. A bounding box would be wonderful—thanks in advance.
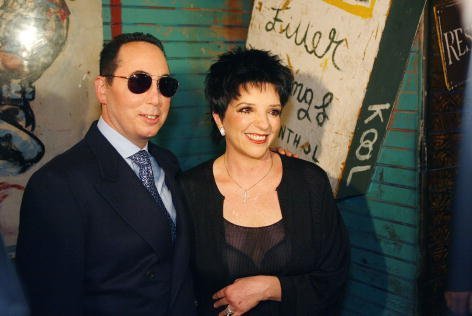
[247,0,425,197]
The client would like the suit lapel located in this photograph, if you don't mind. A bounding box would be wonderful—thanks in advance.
[148,144,190,306]
[85,124,173,259]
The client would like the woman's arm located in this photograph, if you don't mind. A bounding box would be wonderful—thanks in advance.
[277,168,350,314]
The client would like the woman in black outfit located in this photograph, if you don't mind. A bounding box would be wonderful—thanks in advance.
[181,47,350,316]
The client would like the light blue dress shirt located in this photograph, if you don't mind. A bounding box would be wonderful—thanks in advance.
[97,117,177,223]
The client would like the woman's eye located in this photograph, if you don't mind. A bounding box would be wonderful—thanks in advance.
[270,109,281,116]
[239,107,252,114]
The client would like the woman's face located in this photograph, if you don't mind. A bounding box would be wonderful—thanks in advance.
[213,83,282,159]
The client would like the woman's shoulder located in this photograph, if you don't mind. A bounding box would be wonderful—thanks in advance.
[280,155,329,185]
[180,158,215,189]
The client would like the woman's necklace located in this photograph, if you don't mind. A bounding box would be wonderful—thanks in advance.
[223,153,273,203]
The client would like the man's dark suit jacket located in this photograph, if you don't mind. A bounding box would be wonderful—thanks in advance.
[0,236,29,316]
[15,122,195,316]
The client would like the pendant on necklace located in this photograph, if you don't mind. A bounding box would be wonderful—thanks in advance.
[243,190,248,203]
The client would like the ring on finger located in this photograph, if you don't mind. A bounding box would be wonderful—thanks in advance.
[224,305,234,316]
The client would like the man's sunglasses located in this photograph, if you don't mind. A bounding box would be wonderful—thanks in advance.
[104,71,179,97]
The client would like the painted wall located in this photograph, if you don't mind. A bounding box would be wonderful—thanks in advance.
[0,0,102,247]
[339,31,423,315]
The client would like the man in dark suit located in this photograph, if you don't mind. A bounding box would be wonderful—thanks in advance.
[445,7,472,315]
[15,33,195,316]
[0,236,29,316]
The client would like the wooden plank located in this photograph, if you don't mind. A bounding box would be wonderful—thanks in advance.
[350,246,417,278]
[171,89,206,106]
[168,58,214,75]
[165,42,242,59]
[338,197,418,226]
[157,124,213,139]
[164,111,208,127]
[343,293,404,316]
[350,263,415,298]
[349,229,418,262]
[103,24,249,42]
[156,136,218,155]
[389,111,418,130]
[396,92,420,111]
[177,150,223,171]
[377,147,416,169]
[399,72,419,92]
[172,74,206,91]
[102,0,254,11]
[103,7,250,26]
[342,211,417,244]
[346,281,415,315]
[382,130,416,149]
[366,183,418,208]
[371,166,418,188]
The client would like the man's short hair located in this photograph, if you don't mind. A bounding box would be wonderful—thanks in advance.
[99,32,166,81]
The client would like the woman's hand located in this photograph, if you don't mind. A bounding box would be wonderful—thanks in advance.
[213,275,281,316]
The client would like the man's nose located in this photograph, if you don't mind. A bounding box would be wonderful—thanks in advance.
[148,80,161,104]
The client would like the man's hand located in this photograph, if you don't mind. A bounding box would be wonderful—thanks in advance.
[271,146,299,158]
[445,291,472,315]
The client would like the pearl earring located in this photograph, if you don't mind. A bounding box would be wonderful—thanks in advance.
[219,126,226,136]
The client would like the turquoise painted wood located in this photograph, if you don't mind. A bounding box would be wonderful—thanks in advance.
[339,33,422,314]
[101,2,423,314]
[103,0,253,10]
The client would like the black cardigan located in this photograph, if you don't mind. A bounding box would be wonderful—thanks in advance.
[180,155,350,315]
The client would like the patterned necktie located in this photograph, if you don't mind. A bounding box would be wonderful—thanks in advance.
[129,150,176,242]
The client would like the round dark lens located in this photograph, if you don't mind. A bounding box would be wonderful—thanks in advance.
[128,73,152,94]
[158,76,179,97]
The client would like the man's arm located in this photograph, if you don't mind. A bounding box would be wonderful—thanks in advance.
[16,169,84,316]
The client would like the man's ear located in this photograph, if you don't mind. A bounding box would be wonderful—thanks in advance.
[212,112,223,128]
[94,76,107,105]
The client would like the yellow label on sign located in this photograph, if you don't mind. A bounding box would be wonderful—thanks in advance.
[323,0,377,18]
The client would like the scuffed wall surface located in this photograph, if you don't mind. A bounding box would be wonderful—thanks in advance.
[0,0,102,246]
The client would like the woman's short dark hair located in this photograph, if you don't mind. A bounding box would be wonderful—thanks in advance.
[205,47,294,122]
[99,32,166,82]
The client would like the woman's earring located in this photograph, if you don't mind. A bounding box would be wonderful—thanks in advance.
[219,126,226,136]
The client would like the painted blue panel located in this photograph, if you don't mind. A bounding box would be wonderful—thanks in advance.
[343,211,417,244]
[366,183,418,208]
[104,8,251,26]
[345,281,416,314]
[350,246,417,278]
[372,166,418,188]
[390,111,419,130]
[383,130,416,149]
[377,147,416,168]
[351,263,415,298]
[103,0,253,11]
[339,197,417,225]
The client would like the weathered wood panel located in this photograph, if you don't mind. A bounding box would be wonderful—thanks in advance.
[340,28,423,314]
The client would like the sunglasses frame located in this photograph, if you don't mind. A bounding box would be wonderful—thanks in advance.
[103,71,179,97]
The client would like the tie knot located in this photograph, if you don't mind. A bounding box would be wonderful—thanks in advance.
[129,150,151,168]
